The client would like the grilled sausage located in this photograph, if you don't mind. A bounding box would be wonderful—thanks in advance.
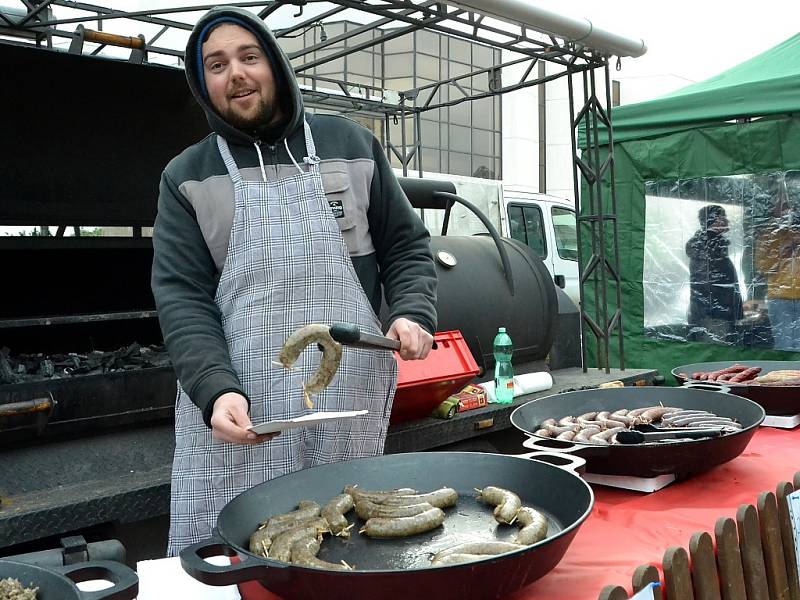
[378,488,458,509]
[477,486,522,524]
[290,536,353,571]
[321,493,354,536]
[269,523,328,562]
[361,507,445,538]
[277,324,343,409]
[261,500,321,529]
[263,516,329,546]
[514,507,549,545]
[432,541,526,562]
[249,527,272,557]
[355,500,435,520]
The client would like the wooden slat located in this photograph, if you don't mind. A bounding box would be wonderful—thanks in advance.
[664,546,695,600]
[758,491,791,600]
[738,504,770,600]
[690,531,721,600]
[599,585,630,600]
[776,481,800,600]
[633,564,661,593]
[715,517,748,600]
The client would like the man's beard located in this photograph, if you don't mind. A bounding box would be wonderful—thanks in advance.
[222,96,279,132]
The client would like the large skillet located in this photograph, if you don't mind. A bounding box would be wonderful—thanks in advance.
[512,386,764,478]
[0,560,138,600]
[672,360,800,415]
[180,451,593,600]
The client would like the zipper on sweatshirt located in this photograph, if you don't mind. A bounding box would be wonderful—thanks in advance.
[265,142,279,177]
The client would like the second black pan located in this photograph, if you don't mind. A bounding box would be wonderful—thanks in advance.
[0,560,138,600]
[672,360,800,415]
[511,386,764,478]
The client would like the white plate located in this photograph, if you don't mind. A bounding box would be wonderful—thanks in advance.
[248,410,369,435]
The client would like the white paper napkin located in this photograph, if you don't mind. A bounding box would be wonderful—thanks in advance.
[136,556,241,600]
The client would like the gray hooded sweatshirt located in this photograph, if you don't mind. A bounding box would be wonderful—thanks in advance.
[151,7,437,425]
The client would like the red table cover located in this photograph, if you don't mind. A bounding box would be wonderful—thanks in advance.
[238,427,800,600]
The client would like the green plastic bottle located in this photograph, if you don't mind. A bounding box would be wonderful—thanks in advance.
[493,327,514,404]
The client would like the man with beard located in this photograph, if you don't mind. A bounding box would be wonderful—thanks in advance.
[686,204,743,344]
[151,7,437,555]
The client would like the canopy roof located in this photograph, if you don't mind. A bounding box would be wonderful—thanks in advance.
[609,32,800,143]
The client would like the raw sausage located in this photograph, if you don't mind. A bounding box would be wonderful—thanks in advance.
[277,324,343,408]
[476,486,522,524]
[361,507,445,538]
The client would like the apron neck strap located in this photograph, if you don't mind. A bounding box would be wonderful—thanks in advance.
[216,135,242,184]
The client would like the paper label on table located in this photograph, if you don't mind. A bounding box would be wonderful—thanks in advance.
[786,489,800,581]
[630,582,660,600]
[248,410,368,435]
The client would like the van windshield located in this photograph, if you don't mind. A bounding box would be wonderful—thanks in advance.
[552,206,578,261]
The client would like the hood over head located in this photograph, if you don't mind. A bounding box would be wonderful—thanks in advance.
[185,7,304,144]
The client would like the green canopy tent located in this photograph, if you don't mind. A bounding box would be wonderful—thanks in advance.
[582,33,800,381]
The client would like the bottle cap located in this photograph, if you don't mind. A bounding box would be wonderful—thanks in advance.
[498,327,506,333]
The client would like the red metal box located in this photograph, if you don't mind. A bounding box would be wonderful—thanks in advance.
[390,330,480,424]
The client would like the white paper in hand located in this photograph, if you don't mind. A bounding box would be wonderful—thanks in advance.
[248,410,368,435]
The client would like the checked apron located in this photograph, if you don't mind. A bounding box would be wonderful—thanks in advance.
[167,120,397,555]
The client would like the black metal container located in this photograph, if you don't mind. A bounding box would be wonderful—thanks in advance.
[180,451,593,600]
[0,560,138,600]
[511,387,764,478]
[427,235,557,369]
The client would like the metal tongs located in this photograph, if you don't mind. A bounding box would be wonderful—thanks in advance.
[616,424,725,445]
[328,322,437,351]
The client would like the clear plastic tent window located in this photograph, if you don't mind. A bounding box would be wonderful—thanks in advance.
[643,171,800,351]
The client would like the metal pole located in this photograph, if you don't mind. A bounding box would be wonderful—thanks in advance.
[566,67,588,373]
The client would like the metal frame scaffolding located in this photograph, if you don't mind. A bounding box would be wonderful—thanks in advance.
[1,0,627,370]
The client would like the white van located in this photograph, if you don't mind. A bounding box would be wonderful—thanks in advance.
[398,171,580,306]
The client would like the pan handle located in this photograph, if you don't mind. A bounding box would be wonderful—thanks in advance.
[56,560,138,600]
[180,533,288,587]
[682,382,732,394]
[512,450,587,475]
[520,435,611,458]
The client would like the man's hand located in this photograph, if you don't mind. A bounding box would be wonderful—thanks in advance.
[210,392,279,445]
[386,318,434,360]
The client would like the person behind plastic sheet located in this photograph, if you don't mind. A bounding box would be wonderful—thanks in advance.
[685,204,743,344]
[755,198,800,351]
[150,7,437,555]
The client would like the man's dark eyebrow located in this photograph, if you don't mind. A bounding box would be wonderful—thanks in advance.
[203,44,263,65]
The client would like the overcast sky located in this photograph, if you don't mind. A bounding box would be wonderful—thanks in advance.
[532,0,800,86]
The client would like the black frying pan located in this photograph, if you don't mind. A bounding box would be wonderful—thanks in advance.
[180,451,594,600]
[0,560,138,600]
[511,387,764,478]
[672,360,800,415]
